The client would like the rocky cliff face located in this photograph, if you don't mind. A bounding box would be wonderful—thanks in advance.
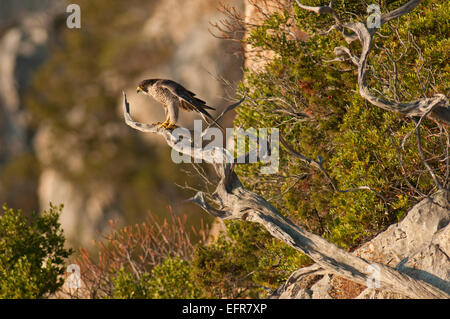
[0,0,60,158]
[244,0,306,71]
[0,1,63,213]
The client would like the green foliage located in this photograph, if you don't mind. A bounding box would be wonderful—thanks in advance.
[191,221,309,298]
[0,204,72,298]
[147,257,203,299]
[111,270,152,299]
[112,257,203,299]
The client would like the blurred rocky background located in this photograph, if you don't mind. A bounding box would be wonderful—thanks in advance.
[0,0,244,247]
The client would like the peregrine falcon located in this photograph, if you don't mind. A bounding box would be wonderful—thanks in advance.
[136,79,223,131]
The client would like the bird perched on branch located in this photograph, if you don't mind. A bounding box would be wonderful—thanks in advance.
[136,79,224,131]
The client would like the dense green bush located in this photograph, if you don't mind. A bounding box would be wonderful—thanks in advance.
[112,257,203,299]
[0,204,72,298]
[191,221,310,298]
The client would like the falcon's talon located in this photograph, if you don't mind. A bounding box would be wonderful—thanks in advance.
[166,123,178,130]
[152,121,162,126]
[157,120,171,129]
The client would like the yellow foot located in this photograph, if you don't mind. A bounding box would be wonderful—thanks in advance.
[157,121,169,129]
[152,121,162,126]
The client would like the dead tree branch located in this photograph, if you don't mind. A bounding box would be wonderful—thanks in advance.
[294,0,450,125]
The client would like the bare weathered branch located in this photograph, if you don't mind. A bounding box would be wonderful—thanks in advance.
[294,1,450,125]
[345,22,450,125]
[294,0,343,25]
[380,0,422,26]
[294,0,335,15]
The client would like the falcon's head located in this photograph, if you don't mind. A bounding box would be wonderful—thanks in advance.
[136,79,157,94]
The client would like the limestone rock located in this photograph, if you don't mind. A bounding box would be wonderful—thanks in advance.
[272,191,450,299]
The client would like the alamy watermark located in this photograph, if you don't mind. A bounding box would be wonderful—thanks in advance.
[170,120,279,174]
[367,4,381,29]
[66,4,81,29]
[64,3,382,31]
[65,264,81,289]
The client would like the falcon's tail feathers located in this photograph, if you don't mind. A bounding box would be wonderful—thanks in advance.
[201,113,225,135]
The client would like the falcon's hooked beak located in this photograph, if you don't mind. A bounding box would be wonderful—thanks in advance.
[136,86,142,93]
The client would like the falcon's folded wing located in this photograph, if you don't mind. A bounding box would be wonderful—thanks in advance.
[158,80,216,114]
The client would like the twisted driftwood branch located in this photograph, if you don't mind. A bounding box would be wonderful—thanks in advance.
[295,0,450,125]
